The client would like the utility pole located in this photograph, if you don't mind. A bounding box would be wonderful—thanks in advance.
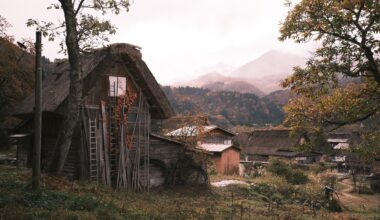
[32,31,42,190]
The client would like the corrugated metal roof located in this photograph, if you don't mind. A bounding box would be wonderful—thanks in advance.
[327,138,348,143]
[333,143,350,150]
[9,134,30,138]
[165,125,228,137]
[197,143,234,152]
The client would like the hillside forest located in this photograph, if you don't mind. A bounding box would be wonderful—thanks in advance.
[163,86,285,128]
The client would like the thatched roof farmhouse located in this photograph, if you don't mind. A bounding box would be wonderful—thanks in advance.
[13,43,206,190]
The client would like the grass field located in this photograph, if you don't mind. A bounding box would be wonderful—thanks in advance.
[1,164,379,220]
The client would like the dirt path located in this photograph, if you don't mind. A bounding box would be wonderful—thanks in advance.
[337,177,380,211]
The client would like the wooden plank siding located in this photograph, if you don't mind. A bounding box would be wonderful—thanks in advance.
[149,136,184,166]
[212,148,240,175]
[13,44,189,190]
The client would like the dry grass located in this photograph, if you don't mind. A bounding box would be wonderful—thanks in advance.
[1,165,379,219]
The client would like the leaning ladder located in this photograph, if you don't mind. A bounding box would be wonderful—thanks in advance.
[109,82,119,185]
[89,118,98,181]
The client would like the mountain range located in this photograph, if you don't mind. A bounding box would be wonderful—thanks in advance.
[173,50,307,97]
[174,72,266,97]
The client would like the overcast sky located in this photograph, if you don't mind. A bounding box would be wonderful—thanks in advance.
[0,0,315,85]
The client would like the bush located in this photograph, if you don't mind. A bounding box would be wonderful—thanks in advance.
[286,170,308,185]
[251,182,276,197]
[268,159,289,176]
[268,159,308,185]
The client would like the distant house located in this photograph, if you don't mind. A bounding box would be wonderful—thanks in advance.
[242,128,321,163]
[12,43,205,190]
[166,125,240,175]
[327,132,360,164]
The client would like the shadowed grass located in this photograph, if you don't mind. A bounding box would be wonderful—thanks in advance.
[1,165,379,219]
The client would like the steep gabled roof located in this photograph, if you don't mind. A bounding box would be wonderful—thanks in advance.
[14,43,174,119]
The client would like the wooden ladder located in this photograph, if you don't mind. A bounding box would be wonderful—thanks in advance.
[109,82,119,185]
[89,118,98,181]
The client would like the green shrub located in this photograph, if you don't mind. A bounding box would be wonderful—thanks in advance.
[290,163,309,171]
[286,170,308,185]
[250,182,276,197]
[268,159,290,176]
[268,159,308,185]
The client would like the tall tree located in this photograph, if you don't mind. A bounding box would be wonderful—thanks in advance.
[28,0,130,173]
[278,2,380,177]
[279,0,380,139]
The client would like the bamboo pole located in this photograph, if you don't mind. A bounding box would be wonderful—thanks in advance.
[32,31,42,190]
[147,106,150,192]
[97,115,105,184]
[100,101,111,185]
[144,101,148,190]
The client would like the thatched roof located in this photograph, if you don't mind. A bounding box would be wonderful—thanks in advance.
[14,43,174,119]
[245,128,300,156]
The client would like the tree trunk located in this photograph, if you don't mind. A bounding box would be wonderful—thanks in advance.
[48,0,82,174]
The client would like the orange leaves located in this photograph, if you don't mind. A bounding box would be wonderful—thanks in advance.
[284,81,380,135]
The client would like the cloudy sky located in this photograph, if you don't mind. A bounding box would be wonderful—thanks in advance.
[0,0,315,84]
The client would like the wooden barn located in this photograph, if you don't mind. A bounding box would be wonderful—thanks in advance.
[166,125,240,175]
[242,128,321,163]
[12,43,205,190]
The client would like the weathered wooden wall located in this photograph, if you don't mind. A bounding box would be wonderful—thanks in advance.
[149,135,184,166]
[15,54,186,189]
[204,129,233,144]
[212,148,240,175]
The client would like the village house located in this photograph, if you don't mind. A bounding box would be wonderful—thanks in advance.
[12,43,206,190]
[326,132,371,173]
[166,125,240,175]
[327,132,360,163]
[241,128,321,164]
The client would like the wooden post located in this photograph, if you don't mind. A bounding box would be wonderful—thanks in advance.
[32,31,42,190]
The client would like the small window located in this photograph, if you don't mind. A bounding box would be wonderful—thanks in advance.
[224,140,232,145]
[109,76,126,97]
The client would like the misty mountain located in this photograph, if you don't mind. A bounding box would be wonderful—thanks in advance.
[173,50,307,95]
[174,72,266,97]
[231,50,307,93]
